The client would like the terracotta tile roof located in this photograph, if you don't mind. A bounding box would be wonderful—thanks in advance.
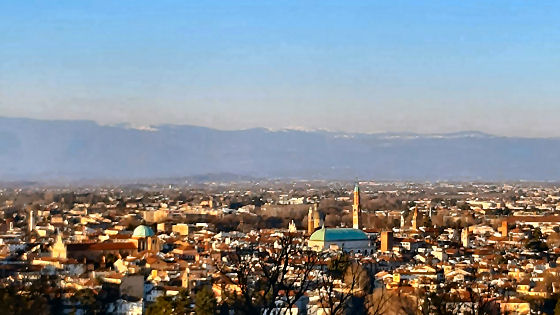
[67,242,136,251]
[507,216,560,223]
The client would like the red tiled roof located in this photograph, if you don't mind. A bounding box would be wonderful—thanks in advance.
[67,242,136,251]
[507,216,560,223]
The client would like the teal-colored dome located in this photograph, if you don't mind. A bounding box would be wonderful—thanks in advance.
[133,225,155,238]
[310,228,367,242]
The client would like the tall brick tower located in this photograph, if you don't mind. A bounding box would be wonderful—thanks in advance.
[500,220,509,237]
[308,203,322,234]
[352,183,361,229]
[412,207,421,230]
[307,206,315,235]
[380,231,394,252]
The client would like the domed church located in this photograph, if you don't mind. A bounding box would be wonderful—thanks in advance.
[132,225,159,252]
[308,227,373,253]
[307,183,374,253]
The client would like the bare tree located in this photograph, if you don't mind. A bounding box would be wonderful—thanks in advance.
[365,288,398,315]
[260,234,319,314]
[402,285,500,315]
[216,233,319,315]
[216,245,262,315]
[460,287,500,315]
[317,254,369,315]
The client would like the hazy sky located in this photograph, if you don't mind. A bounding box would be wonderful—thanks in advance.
[1,1,559,137]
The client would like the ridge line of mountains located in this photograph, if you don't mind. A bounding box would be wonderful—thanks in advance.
[0,116,558,181]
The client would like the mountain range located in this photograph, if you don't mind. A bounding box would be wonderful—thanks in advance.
[0,117,559,182]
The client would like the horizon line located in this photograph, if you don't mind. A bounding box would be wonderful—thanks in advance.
[2,115,558,140]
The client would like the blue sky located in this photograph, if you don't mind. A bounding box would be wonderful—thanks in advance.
[1,1,559,136]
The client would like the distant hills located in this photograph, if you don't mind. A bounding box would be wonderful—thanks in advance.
[0,117,559,182]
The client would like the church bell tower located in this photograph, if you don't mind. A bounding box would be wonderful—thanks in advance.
[352,183,361,229]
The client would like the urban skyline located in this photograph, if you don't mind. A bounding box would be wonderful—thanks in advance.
[1,2,560,315]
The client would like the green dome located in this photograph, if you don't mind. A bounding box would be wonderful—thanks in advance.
[133,225,155,238]
[310,228,367,242]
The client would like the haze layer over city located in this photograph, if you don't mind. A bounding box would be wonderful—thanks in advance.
[1,2,560,315]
